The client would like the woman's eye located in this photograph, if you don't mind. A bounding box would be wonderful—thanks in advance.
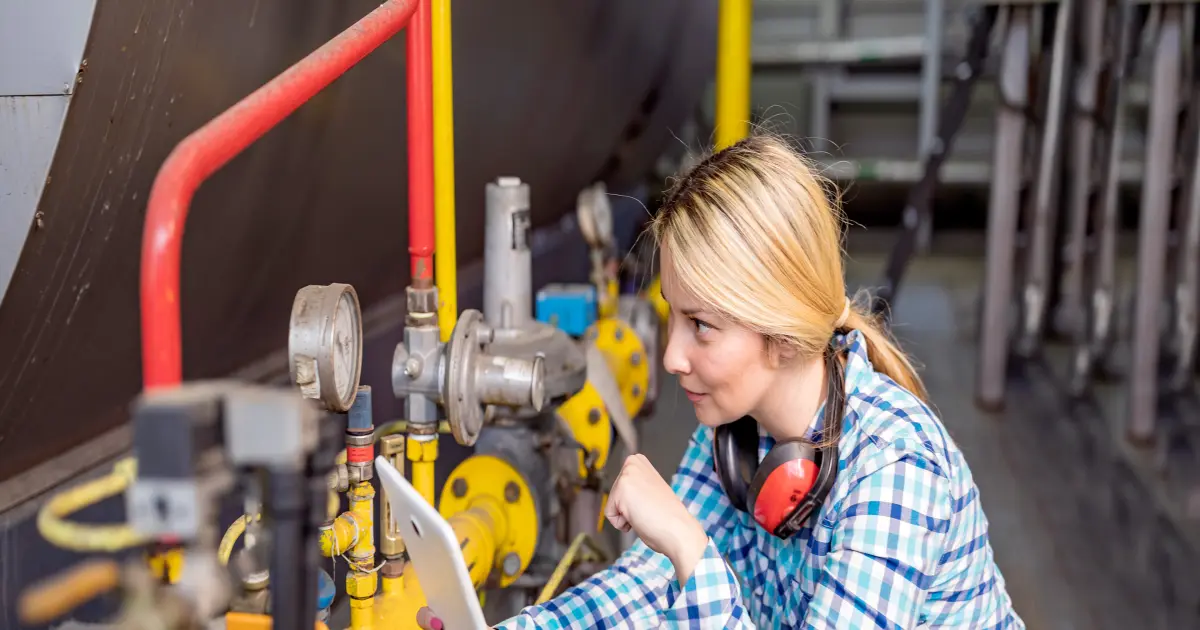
[691,318,712,334]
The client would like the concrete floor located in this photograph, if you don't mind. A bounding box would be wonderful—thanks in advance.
[632,236,1136,630]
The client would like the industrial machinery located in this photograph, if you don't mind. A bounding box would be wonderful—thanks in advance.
[18,174,657,628]
[11,0,684,625]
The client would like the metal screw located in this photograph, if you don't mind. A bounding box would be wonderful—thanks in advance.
[502,552,521,577]
[588,408,601,425]
[631,352,642,366]
[452,478,468,498]
[632,385,642,398]
[614,328,624,341]
[505,482,521,503]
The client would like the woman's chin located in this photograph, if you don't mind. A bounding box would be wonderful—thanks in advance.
[694,406,736,429]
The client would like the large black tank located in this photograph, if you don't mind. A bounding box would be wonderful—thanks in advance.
[0,0,716,485]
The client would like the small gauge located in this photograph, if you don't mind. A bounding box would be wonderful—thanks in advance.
[576,182,614,249]
[289,283,363,412]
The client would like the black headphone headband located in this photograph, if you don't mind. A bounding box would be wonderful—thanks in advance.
[713,337,848,538]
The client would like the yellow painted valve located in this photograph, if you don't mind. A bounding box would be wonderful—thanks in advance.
[438,455,539,589]
[587,318,651,419]
[557,382,614,479]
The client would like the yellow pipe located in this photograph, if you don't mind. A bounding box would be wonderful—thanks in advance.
[319,513,360,558]
[407,435,439,506]
[716,0,752,149]
[347,481,377,630]
[19,559,121,626]
[218,514,262,566]
[38,457,145,553]
[536,533,604,604]
[433,0,458,342]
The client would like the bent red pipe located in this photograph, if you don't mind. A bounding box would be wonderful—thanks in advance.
[140,0,424,390]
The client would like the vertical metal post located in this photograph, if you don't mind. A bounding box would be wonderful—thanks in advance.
[915,0,945,253]
[1057,0,1108,341]
[1073,0,1136,395]
[484,177,533,329]
[977,6,1032,411]
[809,0,841,150]
[1129,5,1182,444]
[1018,0,1075,357]
[1171,98,1200,391]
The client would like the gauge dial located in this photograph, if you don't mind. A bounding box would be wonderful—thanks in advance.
[332,291,357,401]
[289,283,363,412]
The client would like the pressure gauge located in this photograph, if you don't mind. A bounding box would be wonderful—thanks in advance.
[289,283,363,412]
[576,182,614,249]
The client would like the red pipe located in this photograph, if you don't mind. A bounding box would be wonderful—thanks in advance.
[407,0,435,286]
[140,0,420,390]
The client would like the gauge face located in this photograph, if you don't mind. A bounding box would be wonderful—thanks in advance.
[332,291,359,403]
[289,283,362,412]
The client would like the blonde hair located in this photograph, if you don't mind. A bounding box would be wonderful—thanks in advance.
[649,134,929,402]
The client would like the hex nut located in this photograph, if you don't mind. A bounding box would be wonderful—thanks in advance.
[504,481,520,504]
[452,478,468,498]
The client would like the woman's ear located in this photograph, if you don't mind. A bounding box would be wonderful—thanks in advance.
[764,336,798,368]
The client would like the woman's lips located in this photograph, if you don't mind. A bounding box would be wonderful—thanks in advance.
[684,389,707,403]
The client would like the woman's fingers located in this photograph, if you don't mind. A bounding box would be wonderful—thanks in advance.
[416,607,444,630]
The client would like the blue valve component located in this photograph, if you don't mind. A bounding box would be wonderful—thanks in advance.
[317,568,336,612]
[536,283,597,337]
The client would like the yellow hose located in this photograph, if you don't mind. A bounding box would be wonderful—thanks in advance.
[37,457,146,552]
[433,0,458,342]
[18,559,121,625]
[536,533,604,604]
[716,0,752,149]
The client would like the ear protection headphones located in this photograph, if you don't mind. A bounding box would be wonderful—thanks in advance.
[712,337,848,539]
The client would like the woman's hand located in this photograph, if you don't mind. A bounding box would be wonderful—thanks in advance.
[605,454,709,582]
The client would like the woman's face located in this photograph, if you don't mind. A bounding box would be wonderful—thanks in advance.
[659,249,777,427]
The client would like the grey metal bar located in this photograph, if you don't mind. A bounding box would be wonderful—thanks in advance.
[916,0,946,253]
[808,0,842,150]
[756,34,928,67]
[1072,0,1138,395]
[977,6,1032,411]
[1170,96,1200,392]
[1019,0,1076,357]
[1129,4,1182,443]
[1056,0,1109,342]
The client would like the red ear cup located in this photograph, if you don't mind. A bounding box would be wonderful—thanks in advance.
[750,458,820,533]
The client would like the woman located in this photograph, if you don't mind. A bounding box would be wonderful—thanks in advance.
[423,134,1024,628]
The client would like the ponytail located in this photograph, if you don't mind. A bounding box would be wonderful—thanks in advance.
[843,295,928,403]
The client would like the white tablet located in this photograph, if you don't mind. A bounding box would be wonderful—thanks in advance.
[375,456,490,629]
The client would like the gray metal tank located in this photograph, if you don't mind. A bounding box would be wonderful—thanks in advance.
[0,0,716,485]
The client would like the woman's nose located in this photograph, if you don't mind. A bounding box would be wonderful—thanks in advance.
[662,334,690,375]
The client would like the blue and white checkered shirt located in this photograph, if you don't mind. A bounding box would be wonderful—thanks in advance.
[497,330,1024,629]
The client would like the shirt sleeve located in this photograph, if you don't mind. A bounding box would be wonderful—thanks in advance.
[496,426,755,629]
[802,446,953,630]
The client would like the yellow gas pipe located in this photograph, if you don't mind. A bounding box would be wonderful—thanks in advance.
[433,0,457,342]
[716,0,752,149]
[345,481,377,630]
